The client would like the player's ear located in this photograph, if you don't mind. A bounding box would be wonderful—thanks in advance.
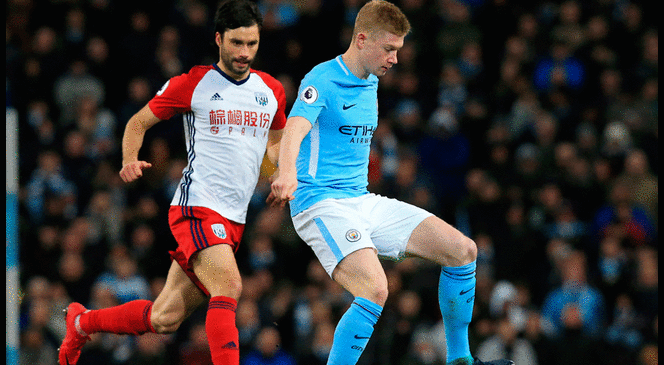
[356,32,367,49]
[215,32,223,47]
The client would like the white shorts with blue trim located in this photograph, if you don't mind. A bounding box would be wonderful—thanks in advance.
[291,193,434,276]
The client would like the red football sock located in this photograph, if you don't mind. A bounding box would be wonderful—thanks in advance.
[79,299,156,335]
[206,296,239,365]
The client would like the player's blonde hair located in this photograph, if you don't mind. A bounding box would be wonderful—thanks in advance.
[353,0,411,39]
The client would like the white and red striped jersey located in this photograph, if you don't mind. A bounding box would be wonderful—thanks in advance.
[148,64,287,223]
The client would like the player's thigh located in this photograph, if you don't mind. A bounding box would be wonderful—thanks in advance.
[152,261,207,333]
[366,194,433,259]
[332,247,388,305]
[404,215,476,267]
[292,198,375,277]
[191,244,242,299]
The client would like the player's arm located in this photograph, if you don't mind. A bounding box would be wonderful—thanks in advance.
[119,104,162,183]
[268,116,312,207]
[265,128,283,166]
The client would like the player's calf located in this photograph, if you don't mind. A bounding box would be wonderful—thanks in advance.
[150,304,186,334]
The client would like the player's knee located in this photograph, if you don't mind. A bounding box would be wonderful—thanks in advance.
[150,307,185,334]
[206,275,242,300]
[225,276,243,299]
[374,284,389,306]
[364,279,389,306]
[459,236,477,264]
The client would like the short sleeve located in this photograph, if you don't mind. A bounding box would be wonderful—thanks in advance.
[148,66,210,120]
[288,76,327,126]
[252,70,288,130]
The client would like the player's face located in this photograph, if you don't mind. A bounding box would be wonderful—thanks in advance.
[216,24,260,80]
[364,30,404,77]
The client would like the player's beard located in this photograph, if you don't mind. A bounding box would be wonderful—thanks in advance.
[220,52,253,78]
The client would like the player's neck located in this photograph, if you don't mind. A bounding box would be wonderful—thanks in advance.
[341,51,369,80]
[216,61,250,81]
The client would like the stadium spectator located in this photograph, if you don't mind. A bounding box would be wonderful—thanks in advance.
[236,299,261,349]
[476,315,539,365]
[22,224,62,282]
[84,189,124,247]
[84,36,116,97]
[53,60,105,126]
[29,26,68,100]
[630,247,658,324]
[614,149,658,224]
[605,293,646,353]
[58,251,95,306]
[25,150,78,225]
[118,76,153,126]
[522,311,555,365]
[546,304,604,365]
[117,10,157,78]
[241,326,296,365]
[179,322,213,365]
[127,332,171,365]
[20,325,58,365]
[62,7,87,58]
[540,250,606,339]
[590,179,656,249]
[297,321,335,365]
[93,246,151,304]
[418,103,471,220]
[532,41,585,93]
[61,129,98,211]
[596,235,630,309]
[23,100,59,168]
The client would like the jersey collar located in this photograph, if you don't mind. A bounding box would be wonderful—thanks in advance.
[335,55,376,84]
[213,63,251,85]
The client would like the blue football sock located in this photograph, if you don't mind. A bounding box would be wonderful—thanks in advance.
[327,297,383,365]
[439,261,476,365]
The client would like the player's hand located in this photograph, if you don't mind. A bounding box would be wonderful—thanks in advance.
[119,161,152,183]
[268,172,297,208]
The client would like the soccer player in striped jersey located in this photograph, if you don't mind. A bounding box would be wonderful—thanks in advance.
[58,1,286,364]
[269,1,513,364]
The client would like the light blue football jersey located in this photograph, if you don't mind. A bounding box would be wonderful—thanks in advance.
[288,55,379,216]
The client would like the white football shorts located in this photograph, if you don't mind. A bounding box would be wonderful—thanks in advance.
[291,193,434,276]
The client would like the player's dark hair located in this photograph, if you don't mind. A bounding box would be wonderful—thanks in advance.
[214,0,263,35]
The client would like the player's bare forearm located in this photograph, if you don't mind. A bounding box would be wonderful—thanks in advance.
[119,104,161,182]
[268,116,311,207]
[265,129,283,166]
[121,119,147,166]
[277,116,311,177]
[121,105,161,164]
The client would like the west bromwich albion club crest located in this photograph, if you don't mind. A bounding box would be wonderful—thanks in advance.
[255,92,268,106]
[211,223,227,239]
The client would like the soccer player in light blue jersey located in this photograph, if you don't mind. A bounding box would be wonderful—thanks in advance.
[269,1,514,364]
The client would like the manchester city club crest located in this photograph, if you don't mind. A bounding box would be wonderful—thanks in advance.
[255,92,268,106]
[345,229,361,242]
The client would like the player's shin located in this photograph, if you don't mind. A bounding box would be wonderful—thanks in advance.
[438,261,477,364]
[327,297,383,365]
[80,299,156,335]
[206,296,240,365]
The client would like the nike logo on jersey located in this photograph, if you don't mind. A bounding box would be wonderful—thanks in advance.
[343,103,357,110]
[210,93,223,101]
[460,288,473,296]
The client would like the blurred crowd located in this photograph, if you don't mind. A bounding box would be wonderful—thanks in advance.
[7,0,658,364]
